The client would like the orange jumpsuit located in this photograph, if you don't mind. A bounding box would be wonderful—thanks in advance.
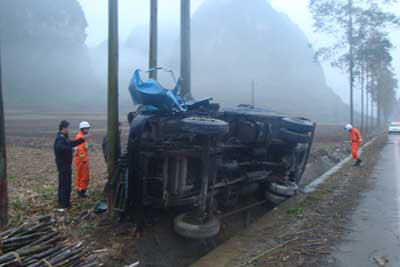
[350,128,363,160]
[75,131,90,191]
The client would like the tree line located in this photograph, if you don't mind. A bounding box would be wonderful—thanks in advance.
[309,0,399,130]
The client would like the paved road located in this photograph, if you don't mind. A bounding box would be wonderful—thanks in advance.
[331,135,400,267]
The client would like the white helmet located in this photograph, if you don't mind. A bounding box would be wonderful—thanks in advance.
[79,121,91,130]
[345,124,353,131]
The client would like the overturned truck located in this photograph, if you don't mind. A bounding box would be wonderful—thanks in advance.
[111,69,316,239]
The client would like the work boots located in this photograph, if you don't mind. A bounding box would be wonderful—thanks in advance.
[353,159,362,166]
[77,189,87,198]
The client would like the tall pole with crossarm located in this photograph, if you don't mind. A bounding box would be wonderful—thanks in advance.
[0,41,8,226]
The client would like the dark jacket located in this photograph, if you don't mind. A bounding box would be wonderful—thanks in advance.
[54,132,85,169]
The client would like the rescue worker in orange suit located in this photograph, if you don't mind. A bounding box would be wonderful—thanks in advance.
[54,120,86,208]
[75,121,91,197]
[345,124,363,166]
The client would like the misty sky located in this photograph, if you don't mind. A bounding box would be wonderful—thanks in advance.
[78,0,400,106]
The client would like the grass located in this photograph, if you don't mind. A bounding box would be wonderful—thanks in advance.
[77,222,98,237]
[286,186,336,218]
[8,196,34,227]
[12,196,28,210]
[300,187,335,206]
[36,184,57,196]
[287,207,304,217]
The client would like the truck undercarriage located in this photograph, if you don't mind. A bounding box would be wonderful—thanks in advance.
[110,69,316,239]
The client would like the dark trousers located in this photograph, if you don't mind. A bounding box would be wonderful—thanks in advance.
[57,164,72,208]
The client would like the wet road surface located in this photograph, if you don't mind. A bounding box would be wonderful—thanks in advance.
[331,135,400,267]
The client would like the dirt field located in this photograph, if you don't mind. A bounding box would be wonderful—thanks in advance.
[3,112,356,267]
[4,112,137,267]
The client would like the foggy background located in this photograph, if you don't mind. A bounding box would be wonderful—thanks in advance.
[1,0,399,123]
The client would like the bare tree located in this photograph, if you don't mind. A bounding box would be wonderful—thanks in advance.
[309,0,399,125]
[0,42,7,226]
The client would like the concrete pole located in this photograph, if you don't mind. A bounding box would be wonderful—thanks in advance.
[0,42,7,226]
[180,0,192,100]
[149,0,158,80]
[107,0,120,178]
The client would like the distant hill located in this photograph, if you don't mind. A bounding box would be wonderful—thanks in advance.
[189,0,349,122]
[0,0,101,111]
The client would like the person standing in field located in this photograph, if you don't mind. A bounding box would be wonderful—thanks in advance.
[54,120,86,208]
[345,124,363,166]
[75,121,91,197]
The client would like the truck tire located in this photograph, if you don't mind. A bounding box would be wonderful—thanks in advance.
[180,117,229,135]
[174,213,221,239]
[281,117,314,133]
[265,191,287,205]
[268,182,298,197]
[280,128,312,144]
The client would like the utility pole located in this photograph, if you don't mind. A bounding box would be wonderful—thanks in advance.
[0,42,7,226]
[149,0,158,80]
[180,0,192,100]
[107,0,120,179]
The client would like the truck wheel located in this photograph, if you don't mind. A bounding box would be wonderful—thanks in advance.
[265,191,288,205]
[280,128,312,144]
[180,117,229,135]
[281,117,314,133]
[174,213,221,239]
[268,182,298,197]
